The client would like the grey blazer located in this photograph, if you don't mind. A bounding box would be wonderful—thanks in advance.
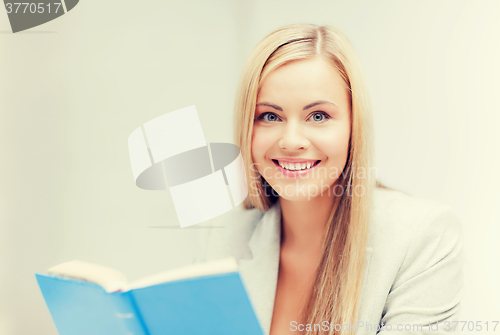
[195,188,464,334]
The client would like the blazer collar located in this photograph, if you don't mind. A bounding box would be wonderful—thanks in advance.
[238,201,281,335]
[237,200,373,335]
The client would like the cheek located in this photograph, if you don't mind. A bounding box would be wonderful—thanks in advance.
[251,127,274,161]
[312,127,350,161]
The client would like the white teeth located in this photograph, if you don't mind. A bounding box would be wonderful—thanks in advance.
[277,161,317,171]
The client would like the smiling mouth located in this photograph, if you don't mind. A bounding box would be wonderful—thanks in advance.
[272,159,321,171]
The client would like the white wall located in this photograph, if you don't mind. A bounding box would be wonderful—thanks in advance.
[1,0,498,333]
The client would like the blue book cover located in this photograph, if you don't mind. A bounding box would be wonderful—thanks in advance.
[36,258,264,335]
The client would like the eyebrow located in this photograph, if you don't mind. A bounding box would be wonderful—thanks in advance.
[256,100,338,111]
[303,100,339,110]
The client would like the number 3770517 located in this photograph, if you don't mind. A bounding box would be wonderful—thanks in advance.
[5,3,62,14]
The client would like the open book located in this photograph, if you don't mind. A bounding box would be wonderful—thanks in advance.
[36,258,264,335]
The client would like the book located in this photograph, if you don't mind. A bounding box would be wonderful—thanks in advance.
[35,257,264,335]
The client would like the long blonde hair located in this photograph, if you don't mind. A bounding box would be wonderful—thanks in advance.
[234,24,376,334]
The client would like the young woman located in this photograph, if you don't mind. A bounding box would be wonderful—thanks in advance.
[198,24,463,335]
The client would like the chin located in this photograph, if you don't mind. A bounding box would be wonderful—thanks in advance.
[272,180,335,201]
[278,193,315,202]
[269,181,333,202]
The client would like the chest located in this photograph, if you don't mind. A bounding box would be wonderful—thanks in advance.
[269,253,319,335]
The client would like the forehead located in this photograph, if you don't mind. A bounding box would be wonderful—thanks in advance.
[257,57,350,110]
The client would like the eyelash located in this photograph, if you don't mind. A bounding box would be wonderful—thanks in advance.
[256,111,331,123]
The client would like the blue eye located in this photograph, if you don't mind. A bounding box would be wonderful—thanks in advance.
[309,112,330,122]
[257,112,281,122]
[256,111,330,123]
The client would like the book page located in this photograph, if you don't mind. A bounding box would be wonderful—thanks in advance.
[48,260,129,293]
[124,257,238,291]
[46,257,238,293]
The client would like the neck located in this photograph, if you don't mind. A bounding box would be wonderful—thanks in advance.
[279,191,338,256]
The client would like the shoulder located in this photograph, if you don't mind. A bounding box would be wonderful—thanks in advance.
[371,187,462,241]
[195,205,265,262]
[363,188,464,325]
[368,187,463,286]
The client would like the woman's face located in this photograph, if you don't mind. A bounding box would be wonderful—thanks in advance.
[252,56,351,201]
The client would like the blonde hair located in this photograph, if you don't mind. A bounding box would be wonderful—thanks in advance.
[234,24,376,334]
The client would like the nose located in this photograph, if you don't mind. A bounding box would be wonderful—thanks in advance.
[278,121,310,151]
